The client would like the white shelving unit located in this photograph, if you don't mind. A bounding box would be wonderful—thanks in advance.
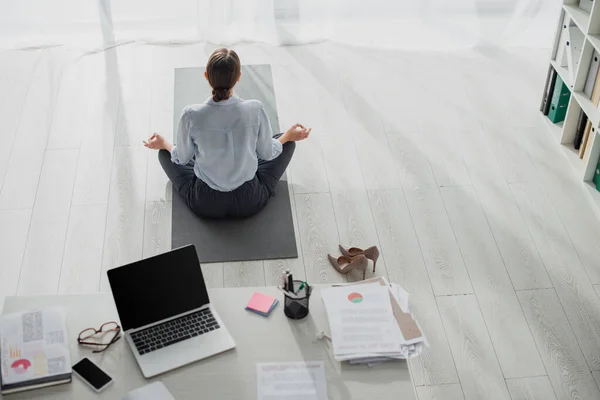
[546,0,600,185]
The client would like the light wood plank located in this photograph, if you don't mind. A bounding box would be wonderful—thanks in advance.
[523,119,600,285]
[379,76,426,139]
[534,160,600,285]
[46,56,90,149]
[271,60,331,195]
[0,209,32,299]
[417,384,465,400]
[0,50,40,192]
[417,120,472,188]
[149,72,175,142]
[484,126,539,184]
[288,133,330,194]
[142,200,172,258]
[270,46,349,140]
[114,62,153,147]
[339,73,385,140]
[505,376,558,400]
[368,189,459,385]
[278,44,349,139]
[437,295,511,400]
[295,193,345,284]
[264,187,306,286]
[223,261,266,288]
[511,182,600,371]
[388,133,473,295]
[58,205,107,294]
[17,149,78,295]
[99,146,148,291]
[351,126,402,191]
[320,136,386,281]
[145,150,172,203]
[0,49,67,209]
[455,128,551,290]
[477,183,552,291]
[440,186,545,378]
[517,289,600,400]
[71,52,120,206]
[201,263,224,289]
[146,71,175,203]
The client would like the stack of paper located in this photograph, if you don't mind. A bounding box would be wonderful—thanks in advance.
[320,277,426,365]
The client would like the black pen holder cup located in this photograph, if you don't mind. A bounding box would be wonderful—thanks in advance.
[283,280,311,320]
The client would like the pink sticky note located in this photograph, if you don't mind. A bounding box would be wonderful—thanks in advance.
[246,292,277,315]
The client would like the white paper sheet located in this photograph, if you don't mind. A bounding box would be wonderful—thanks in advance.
[321,285,405,357]
[257,361,328,400]
[122,381,174,400]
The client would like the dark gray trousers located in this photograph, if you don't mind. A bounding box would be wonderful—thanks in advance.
[158,135,295,219]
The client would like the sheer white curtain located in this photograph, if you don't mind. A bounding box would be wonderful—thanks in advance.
[0,0,560,50]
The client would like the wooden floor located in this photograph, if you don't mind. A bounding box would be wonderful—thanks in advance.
[1,42,600,399]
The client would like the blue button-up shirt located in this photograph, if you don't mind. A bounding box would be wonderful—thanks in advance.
[171,96,283,192]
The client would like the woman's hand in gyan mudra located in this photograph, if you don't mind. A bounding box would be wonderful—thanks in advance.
[144,133,174,152]
[279,124,311,144]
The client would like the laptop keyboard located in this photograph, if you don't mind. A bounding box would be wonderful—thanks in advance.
[131,308,220,355]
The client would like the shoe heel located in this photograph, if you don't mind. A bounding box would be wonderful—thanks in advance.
[372,248,380,273]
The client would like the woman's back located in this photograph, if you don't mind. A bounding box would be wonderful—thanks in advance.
[173,96,282,192]
[145,47,309,219]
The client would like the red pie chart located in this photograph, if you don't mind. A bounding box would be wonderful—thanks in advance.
[11,359,31,374]
[348,292,363,304]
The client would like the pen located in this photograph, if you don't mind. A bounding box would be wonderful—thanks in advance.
[284,269,291,291]
[298,281,306,292]
[287,272,294,293]
[280,271,287,290]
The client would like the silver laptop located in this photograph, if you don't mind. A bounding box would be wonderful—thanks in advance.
[107,245,236,378]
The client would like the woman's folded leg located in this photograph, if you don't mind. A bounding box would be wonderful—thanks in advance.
[158,149,196,199]
[256,135,296,196]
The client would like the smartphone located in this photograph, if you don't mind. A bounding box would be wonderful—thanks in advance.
[72,358,113,392]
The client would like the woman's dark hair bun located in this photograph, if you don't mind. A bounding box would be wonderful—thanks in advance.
[206,48,241,102]
[212,87,230,102]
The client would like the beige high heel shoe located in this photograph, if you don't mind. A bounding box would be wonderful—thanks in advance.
[327,254,369,280]
[338,245,380,273]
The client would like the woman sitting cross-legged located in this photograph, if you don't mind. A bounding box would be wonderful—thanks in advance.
[144,48,310,219]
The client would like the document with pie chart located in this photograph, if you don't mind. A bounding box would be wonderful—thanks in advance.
[321,284,405,360]
[0,307,71,393]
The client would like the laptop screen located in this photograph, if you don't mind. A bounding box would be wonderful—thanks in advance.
[107,245,209,331]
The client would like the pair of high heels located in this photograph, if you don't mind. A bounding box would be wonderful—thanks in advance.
[328,245,380,280]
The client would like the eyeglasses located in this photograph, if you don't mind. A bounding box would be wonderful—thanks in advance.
[78,322,121,353]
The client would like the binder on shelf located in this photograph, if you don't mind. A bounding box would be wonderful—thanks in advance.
[583,126,596,161]
[574,111,589,149]
[593,158,600,191]
[585,52,600,99]
[592,63,600,106]
[548,75,571,123]
[580,121,592,159]
[541,65,558,115]
[555,15,571,68]
[579,0,594,13]
[566,26,585,84]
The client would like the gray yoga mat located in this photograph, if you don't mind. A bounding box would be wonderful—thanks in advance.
[171,65,298,263]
